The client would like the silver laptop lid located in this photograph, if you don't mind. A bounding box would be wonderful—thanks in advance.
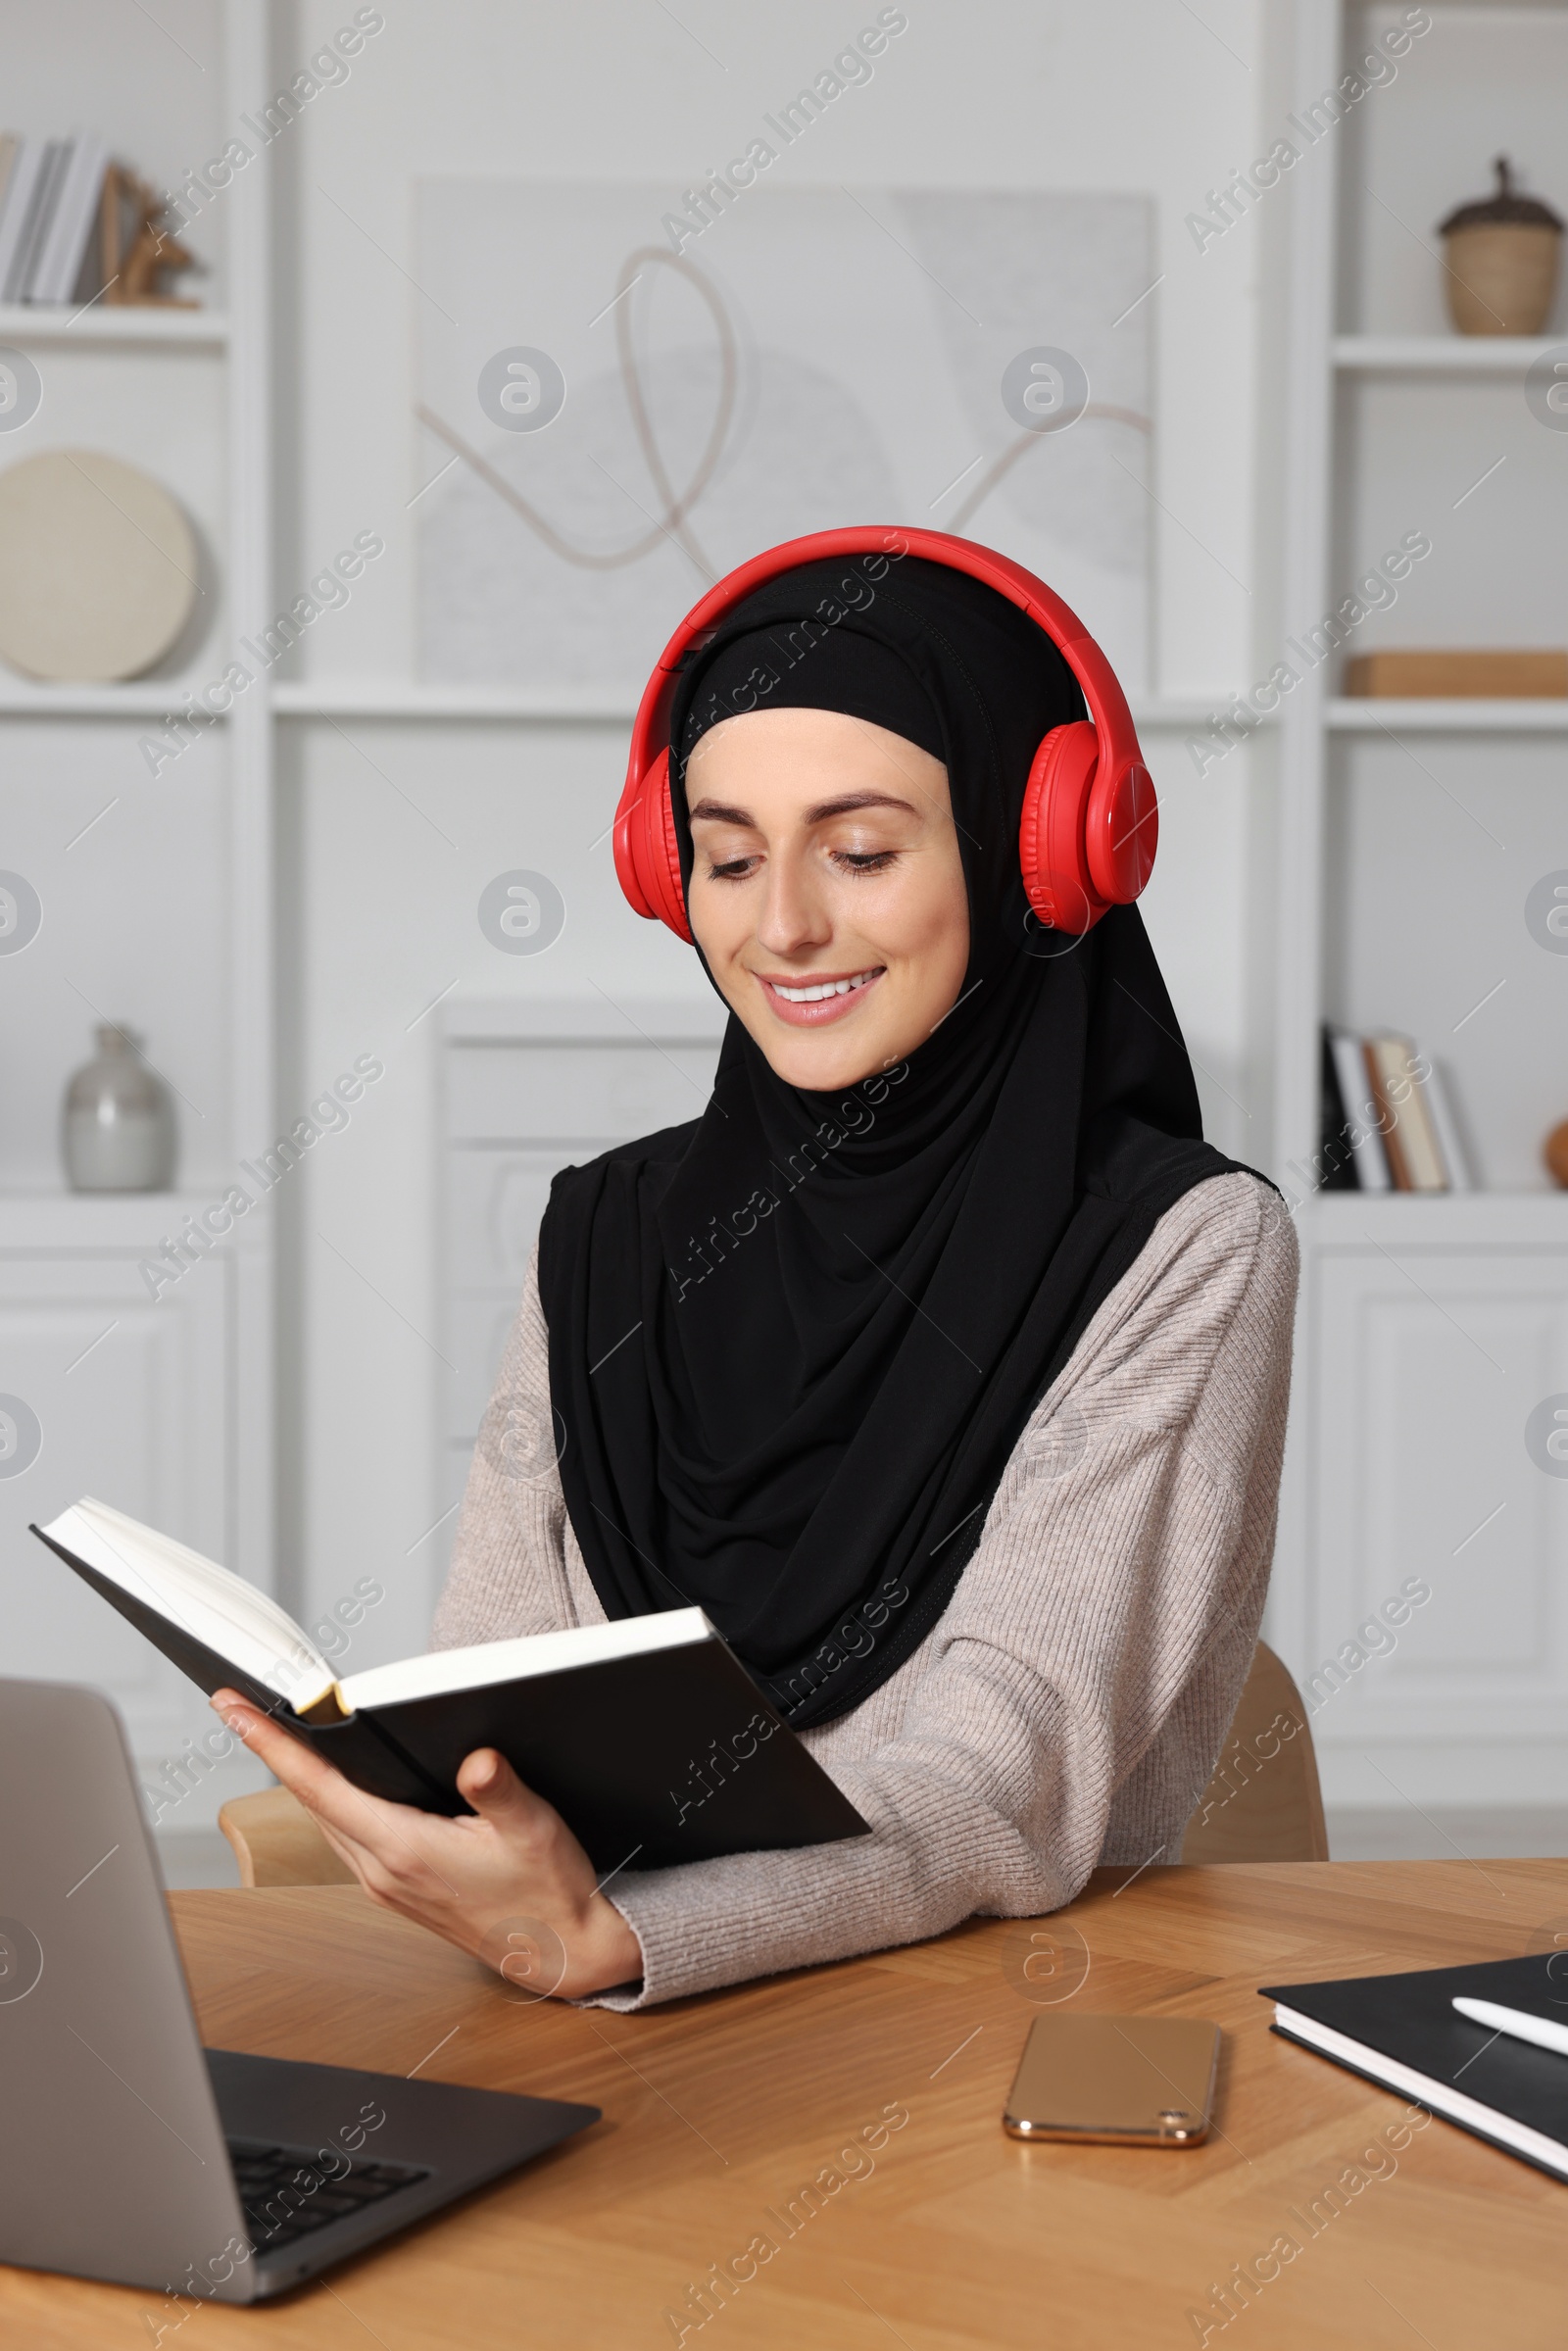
[0,1679,254,2302]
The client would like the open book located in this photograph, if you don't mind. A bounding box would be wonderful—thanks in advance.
[32,1499,867,1871]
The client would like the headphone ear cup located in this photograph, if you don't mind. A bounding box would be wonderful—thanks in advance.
[1085,756,1158,905]
[612,747,692,943]
[1018,721,1110,935]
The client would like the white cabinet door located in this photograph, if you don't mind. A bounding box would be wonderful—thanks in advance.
[436,1005,724,1588]
[1307,1240,1568,1799]
[0,1246,230,1766]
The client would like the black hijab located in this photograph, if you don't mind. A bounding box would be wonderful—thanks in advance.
[537,553,1244,1728]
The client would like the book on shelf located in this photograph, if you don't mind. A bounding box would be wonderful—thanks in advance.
[0,131,111,306]
[1316,1032,1360,1192]
[1421,1049,1474,1197]
[0,134,36,303]
[29,132,107,304]
[1323,1029,1390,1191]
[1363,1034,1446,1192]
[32,1497,869,1872]
[0,137,64,304]
[1319,1025,1471,1194]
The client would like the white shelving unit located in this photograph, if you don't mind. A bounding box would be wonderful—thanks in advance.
[0,0,273,1830]
[1327,698,1568,731]
[1333,334,1561,371]
[0,304,230,347]
[269,681,1229,729]
[1269,0,1568,1809]
[0,686,237,716]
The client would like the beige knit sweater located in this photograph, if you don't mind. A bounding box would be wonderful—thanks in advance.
[431,1169,1298,2009]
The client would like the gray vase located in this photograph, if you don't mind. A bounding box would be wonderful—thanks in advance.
[62,1025,176,1193]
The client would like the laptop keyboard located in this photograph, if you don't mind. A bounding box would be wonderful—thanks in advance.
[227,2137,431,2255]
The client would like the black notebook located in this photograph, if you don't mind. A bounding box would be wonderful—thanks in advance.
[32,1498,867,1872]
[1263,1951,1568,2183]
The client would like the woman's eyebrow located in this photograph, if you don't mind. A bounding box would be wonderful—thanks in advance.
[806,791,918,821]
[687,797,756,826]
[687,791,919,825]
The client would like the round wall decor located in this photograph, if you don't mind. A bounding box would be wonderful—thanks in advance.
[0,448,198,681]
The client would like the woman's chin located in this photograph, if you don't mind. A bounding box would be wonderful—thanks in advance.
[753,1020,900,1092]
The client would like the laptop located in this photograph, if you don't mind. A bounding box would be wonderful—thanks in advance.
[0,1679,599,2302]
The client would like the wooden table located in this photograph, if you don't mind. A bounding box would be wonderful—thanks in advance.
[6,1859,1568,2348]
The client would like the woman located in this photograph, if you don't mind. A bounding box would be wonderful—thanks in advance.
[218,548,1298,2009]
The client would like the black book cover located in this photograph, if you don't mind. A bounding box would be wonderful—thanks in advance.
[33,1523,868,1870]
[1262,1951,1568,2180]
[359,1640,866,1870]
[1318,1026,1360,1191]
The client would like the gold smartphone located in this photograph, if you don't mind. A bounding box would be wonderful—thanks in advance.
[1003,2013,1220,2145]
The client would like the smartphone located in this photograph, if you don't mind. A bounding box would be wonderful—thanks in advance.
[1003,2013,1220,2145]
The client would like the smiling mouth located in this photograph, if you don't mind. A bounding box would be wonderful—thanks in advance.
[754,966,886,1027]
[765,969,881,1004]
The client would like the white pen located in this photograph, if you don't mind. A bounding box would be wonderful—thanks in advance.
[1452,1997,1568,2059]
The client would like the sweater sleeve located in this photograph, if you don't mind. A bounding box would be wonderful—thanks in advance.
[586,1174,1298,2009]
[428,1243,576,1650]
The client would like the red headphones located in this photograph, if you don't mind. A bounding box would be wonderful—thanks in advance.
[612,525,1157,945]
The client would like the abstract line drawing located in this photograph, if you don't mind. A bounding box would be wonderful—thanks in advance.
[415,184,1155,694]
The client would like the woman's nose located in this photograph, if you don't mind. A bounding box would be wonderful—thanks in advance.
[755,852,832,955]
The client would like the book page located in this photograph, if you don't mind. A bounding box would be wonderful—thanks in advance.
[340,1606,711,1713]
[44,1499,335,1711]
[1273,2006,1568,2180]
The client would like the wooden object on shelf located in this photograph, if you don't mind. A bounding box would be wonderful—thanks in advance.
[1345,650,1568,700]
[10,1859,1562,2344]
[219,1785,355,1886]
[1179,1641,1329,1863]
[0,448,196,681]
[1439,157,1562,336]
[1545,1120,1568,1190]
[98,162,198,308]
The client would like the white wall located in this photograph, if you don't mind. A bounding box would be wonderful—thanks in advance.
[269,0,1280,1654]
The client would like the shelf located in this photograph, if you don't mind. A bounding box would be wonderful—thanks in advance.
[1327,698,1568,732]
[0,1192,244,1251]
[1301,1190,1568,1248]
[272,682,1232,728]
[1332,335,1562,374]
[272,682,636,722]
[1134,702,1239,729]
[0,682,230,717]
[0,304,228,348]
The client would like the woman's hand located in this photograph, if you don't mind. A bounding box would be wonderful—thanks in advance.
[211,1691,643,2001]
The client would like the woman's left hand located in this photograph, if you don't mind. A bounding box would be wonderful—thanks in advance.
[211,1691,643,2001]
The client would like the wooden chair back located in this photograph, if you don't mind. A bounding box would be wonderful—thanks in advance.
[1179,1640,1330,1864]
[219,1785,353,1887]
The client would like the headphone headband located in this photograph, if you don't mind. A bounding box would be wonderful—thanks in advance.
[614,525,1156,941]
[626,523,1144,792]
